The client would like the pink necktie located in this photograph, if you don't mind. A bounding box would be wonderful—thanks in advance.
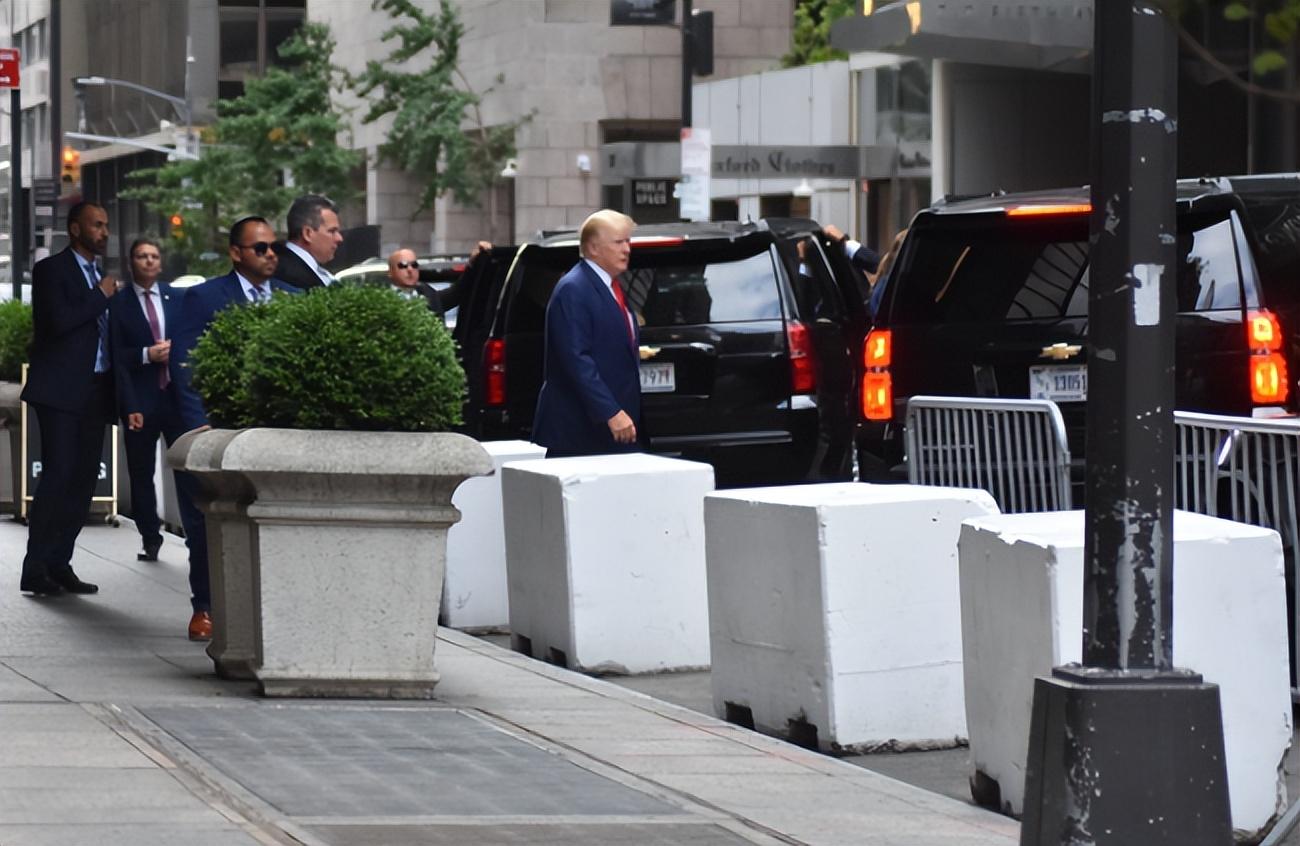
[143,289,169,390]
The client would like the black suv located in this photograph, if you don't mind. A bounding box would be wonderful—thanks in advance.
[463,220,872,486]
[858,174,1300,480]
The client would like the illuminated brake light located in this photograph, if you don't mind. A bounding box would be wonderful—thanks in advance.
[1248,310,1283,352]
[786,321,816,395]
[453,263,467,273]
[631,236,685,247]
[1006,203,1092,218]
[1251,353,1289,404]
[864,329,892,368]
[483,339,507,406]
[861,329,894,421]
[863,372,892,420]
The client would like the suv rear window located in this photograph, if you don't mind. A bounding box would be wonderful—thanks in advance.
[890,212,1247,324]
[505,239,784,333]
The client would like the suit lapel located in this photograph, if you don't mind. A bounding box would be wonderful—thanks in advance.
[121,285,153,341]
[581,262,636,360]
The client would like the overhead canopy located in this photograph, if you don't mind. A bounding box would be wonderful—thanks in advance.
[830,1,1093,72]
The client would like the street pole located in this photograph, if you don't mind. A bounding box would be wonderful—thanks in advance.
[1018,5,1232,843]
[680,0,692,129]
[10,84,21,302]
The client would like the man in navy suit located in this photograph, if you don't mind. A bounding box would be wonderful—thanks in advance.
[532,209,641,457]
[20,202,120,597]
[109,236,214,640]
[171,216,301,432]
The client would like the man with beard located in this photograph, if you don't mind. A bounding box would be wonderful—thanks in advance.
[19,202,119,597]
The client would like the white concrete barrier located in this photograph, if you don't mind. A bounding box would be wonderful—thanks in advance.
[502,454,714,674]
[443,440,547,631]
[705,482,1000,751]
[959,510,1290,838]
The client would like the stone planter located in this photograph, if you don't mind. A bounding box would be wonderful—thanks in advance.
[169,428,492,697]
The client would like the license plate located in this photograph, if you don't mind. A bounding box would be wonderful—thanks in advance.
[1029,365,1087,402]
[640,362,675,393]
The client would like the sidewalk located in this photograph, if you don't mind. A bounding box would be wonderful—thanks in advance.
[0,518,1019,846]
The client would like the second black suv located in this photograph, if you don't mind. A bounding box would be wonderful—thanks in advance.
[466,220,871,486]
[858,174,1300,480]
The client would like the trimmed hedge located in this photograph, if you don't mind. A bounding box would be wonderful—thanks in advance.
[0,300,32,382]
[189,285,465,431]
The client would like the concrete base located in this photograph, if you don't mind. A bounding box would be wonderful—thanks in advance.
[443,440,546,631]
[502,454,714,675]
[168,430,257,680]
[171,428,493,696]
[704,483,1000,752]
[959,510,1290,840]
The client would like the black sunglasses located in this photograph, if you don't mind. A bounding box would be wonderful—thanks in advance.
[237,242,274,256]
[395,260,419,270]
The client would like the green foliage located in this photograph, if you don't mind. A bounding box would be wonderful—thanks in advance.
[0,300,32,382]
[782,0,854,68]
[124,23,362,278]
[189,286,465,432]
[352,0,524,213]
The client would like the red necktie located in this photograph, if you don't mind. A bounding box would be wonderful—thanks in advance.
[143,289,169,389]
[611,278,634,344]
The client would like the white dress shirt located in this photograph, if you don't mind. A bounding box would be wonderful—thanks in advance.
[133,282,168,364]
[285,241,334,287]
[583,258,634,338]
[237,272,271,303]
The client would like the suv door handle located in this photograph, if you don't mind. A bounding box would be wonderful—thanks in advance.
[655,341,717,356]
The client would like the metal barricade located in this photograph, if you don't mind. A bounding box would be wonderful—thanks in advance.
[1174,410,1300,694]
[904,396,1073,513]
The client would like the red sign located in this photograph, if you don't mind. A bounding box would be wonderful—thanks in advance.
[0,49,19,89]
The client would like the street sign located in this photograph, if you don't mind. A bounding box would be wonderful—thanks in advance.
[32,178,58,206]
[0,49,19,89]
[679,127,711,221]
[610,0,674,25]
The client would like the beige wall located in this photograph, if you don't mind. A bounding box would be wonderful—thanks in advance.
[310,0,792,253]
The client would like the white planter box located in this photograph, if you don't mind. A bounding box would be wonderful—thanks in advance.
[443,440,547,631]
[171,428,492,697]
[705,483,1000,751]
[502,454,714,674]
[959,510,1290,839]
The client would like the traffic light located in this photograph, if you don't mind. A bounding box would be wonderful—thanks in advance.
[60,146,80,186]
[169,214,184,237]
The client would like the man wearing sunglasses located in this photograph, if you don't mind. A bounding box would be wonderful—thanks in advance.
[387,248,443,318]
[166,216,300,638]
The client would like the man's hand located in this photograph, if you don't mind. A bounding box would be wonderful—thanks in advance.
[823,224,845,242]
[98,273,119,298]
[607,410,637,444]
[147,340,171,363]
[127,413,144,431]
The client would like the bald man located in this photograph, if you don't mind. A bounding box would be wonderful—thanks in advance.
[387,248,443,318]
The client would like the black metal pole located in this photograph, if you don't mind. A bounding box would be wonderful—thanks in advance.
[1018,5,1232,843]
[680,0,692,129]
[11,86,21,302]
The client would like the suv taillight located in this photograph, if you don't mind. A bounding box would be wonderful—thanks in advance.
[787,321,816,395]
[1247,310,1289,405]
[484,339,507,406]
[862,329,892,421]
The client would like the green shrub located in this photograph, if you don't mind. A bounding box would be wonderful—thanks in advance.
[0,300,32,382]
[190,285,465,431]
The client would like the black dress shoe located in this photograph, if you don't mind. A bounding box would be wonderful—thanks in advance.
[137,538,163,562]
[19,576,65,596]
[51,571,98,595]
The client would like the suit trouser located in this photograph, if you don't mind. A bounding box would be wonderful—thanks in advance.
[21,377,113,583]
[123,420,210,612]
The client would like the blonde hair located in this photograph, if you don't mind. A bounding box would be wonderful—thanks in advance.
[579,209,635,257]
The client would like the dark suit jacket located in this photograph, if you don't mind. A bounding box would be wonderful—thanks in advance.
[109,283,183,422]
[532,261,641,455]
[394,283,444,316]
[849,243,881,276]
[171,272,301,430]
[22,248,113,414]
[272,242,327,291]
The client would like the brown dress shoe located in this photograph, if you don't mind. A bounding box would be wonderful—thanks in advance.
[188,611,213,642]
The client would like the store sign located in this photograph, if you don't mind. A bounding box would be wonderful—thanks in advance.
[711,145,899,180]
[610,0,675,26]
[678,127,711,222]
[633,179,671,207]
[0,49,19,88]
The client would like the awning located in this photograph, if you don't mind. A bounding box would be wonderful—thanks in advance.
[830,1,1093,72]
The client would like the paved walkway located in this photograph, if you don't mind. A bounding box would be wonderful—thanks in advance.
[0,518,1019,846]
